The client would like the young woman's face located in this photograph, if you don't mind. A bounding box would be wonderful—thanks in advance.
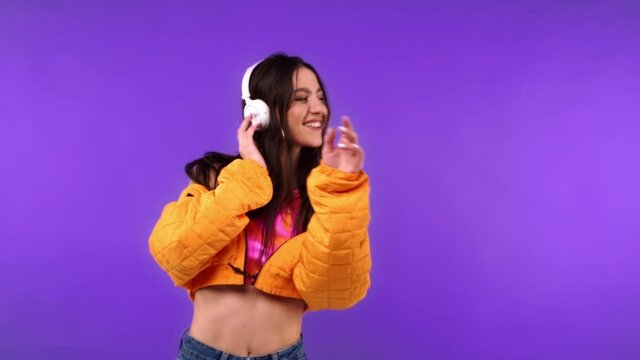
[286,67,328,148]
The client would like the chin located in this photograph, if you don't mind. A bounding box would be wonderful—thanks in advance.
[300,137,323,148]
[301,143,322,148]
[309,139,324,148]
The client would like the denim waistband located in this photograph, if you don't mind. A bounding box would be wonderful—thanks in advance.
[178,328,306,360]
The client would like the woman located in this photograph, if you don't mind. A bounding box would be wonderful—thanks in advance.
[149,53,372,359]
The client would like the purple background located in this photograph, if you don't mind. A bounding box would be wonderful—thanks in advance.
[1,1,639,359]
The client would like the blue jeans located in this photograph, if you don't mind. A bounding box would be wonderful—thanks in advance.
[177,329,308,360]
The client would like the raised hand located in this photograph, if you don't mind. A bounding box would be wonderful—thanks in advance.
[321,116,365,173]
[238,114,267,168]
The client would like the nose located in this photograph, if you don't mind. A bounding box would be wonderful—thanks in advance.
[308,96,327,115]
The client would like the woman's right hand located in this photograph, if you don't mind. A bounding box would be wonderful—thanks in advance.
[237,114,267,168]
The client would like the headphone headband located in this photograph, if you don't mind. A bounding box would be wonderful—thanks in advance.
[241,61,260,100]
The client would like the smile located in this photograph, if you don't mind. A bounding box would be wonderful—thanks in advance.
[303,120,323,128]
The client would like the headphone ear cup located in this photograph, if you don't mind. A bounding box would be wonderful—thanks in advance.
[244,99,270,129]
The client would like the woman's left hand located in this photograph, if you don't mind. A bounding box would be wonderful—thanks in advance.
[321,116,365,173]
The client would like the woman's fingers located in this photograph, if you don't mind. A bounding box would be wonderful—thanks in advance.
[238,114,258,148]
[237,114,267,168]
[337,116,359,144]
[341,116,356,132]
[329,116,364,155]
[321,117,365,172]
[336,142,365,170]
[323,127,336,153]
[238,114,253,135]
[336,142,362,155]
[246,122,259,139]
[338,125,358,144]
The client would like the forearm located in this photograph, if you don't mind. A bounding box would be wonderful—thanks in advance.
[149,159,272,286]
[294,163,372,310]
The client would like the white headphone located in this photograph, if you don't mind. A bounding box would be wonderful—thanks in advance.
[241,62,270,129]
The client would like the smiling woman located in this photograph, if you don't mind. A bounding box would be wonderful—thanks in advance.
[148,53,372,360]
[287,67,328,148]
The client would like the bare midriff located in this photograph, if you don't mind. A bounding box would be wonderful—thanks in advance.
[189,285,305,356]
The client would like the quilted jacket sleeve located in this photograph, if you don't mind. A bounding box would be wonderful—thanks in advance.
[293,162,372,311]
[148,159,272,287]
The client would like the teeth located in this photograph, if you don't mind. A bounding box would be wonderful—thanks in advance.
[304,121,322,128]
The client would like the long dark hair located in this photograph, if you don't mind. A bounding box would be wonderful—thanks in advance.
[185,53,331,261]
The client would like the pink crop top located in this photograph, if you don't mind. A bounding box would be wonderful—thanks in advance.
[242,191,301,285]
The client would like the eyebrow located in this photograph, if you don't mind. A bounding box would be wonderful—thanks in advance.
[293,88,324,94]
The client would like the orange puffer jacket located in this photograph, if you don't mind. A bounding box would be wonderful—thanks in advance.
[148,159,371,311]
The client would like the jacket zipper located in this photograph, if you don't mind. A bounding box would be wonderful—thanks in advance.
[253,233,300,287]
[230,201,302,285]
[227,230,253,283]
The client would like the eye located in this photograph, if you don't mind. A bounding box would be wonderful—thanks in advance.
[294,97,309,103]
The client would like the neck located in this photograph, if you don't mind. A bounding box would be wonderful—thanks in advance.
[281,142,301,168]
[291,145,301,167]
[279,145,301,191]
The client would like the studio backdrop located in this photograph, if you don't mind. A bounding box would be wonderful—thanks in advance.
[1,1,639,359]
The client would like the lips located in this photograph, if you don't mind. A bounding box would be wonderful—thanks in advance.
[302,119,324,129]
